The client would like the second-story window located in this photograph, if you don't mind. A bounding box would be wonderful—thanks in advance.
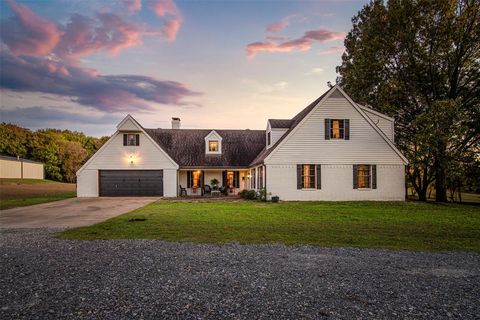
[123,133,139,146]
[208,140,219,152]
[331,119,344,139]
[267,132,271,145]
[325,119,350,140]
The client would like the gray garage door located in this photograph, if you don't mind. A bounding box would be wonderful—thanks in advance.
[99,170,163,197]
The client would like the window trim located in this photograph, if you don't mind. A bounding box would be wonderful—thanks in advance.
[301,164,316,189]
[123,133,139,146]
[208,140,219,152]
[330,119,345,139]
[205,130,222,154]
[356,164,372,189]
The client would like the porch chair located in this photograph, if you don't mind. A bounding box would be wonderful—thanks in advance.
[179,185,187,197]
[203,185,212,196]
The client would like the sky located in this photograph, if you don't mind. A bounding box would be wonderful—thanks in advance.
[0,0,369,137]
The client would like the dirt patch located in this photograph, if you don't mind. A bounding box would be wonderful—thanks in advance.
[0,182,76,200]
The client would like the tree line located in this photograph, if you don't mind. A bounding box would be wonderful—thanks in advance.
[0,123,108,183]
[337,0,480,202]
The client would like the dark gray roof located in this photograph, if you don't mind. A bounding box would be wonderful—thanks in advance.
[250,87,333,166]
[145,129,265,168]
[268,119,292,128]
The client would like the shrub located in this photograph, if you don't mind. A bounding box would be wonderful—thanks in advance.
[239,189,257,200]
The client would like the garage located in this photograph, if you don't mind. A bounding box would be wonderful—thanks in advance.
[99,170,163,197]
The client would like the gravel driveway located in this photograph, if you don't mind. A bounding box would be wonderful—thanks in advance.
[1,229,479,319]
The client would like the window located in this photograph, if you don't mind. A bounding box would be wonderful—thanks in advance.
[123,133,139,146]
[325,119,349,140]
[251,168,256,189]
[208,140,219,152]
[226,171,234,187]
[331,119,344,139]
[258,166,264,189]
[302,164,316,188]
[297,164,321,190]
[357,165,371,188]
[267,132,271,146]
[187,170,202,188]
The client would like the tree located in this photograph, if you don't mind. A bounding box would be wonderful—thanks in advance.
[0,123,108,182]
[337,0,480,202]
[57,140,88,183]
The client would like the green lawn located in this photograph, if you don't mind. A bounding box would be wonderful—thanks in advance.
[0,192,76,210]
[59,201,480,252]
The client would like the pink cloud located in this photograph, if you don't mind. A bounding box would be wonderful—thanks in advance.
[1,0,62,56]
[162,19,181,41]
[54,13,141,62]
[318,46,345,55]
[123,0,142,13]
[266,15,297,33]
[150,0,183,41]
[151,0,179,16]
[246,29,346,58]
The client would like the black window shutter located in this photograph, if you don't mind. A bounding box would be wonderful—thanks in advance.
[344,119,350,140]
[316,165,321,189]
[297,164,302,189]
[353,165,358,189]
[222,171,227,187]
[135,134,140,146]
[187,171,192,188]
[201,171,205,187]
[325,119,330,140]
[372,165,377,189]
[123,134,127,146]
[234,171,240,188]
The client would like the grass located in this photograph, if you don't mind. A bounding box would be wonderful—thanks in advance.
[59,200,480,252]
[0,178,76,209]
[0,192,76,210]
[0,178,56,185]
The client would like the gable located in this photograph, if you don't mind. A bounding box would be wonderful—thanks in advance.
[204,130,223,141]
[78,131,178,173]
[265,87,407,165]
[77,115,178,174]
[117,116,142,131]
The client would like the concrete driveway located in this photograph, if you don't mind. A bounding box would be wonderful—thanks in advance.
[0,197,159,229]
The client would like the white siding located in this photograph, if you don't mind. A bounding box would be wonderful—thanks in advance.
[362,108,394,142]
[77,131,178,197]
[82,132,177,170]
[270,129,288,147]
[77,170,98,197]
[266,96,405,165]
[266,164,405,201]
[163,169,177,197]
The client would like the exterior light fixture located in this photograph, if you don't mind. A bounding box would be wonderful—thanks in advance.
[129,155,135,164]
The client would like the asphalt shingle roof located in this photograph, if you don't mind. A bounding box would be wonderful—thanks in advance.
[145,129,265,168]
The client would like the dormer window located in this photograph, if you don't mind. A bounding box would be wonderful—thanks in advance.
[267,132,271,146]
[205,130,222,154]
[123,133,139,146]
[208,140,219,152]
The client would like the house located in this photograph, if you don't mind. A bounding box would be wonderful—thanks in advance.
[77,85,407,200]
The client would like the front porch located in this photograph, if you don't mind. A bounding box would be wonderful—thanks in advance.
[178,169,250,197]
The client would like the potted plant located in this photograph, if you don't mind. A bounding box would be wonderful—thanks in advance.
[210,178,219,190]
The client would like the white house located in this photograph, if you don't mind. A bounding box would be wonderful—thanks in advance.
[77,85,407,200]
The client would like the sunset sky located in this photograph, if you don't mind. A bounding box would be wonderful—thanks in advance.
[0,0,368,136]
